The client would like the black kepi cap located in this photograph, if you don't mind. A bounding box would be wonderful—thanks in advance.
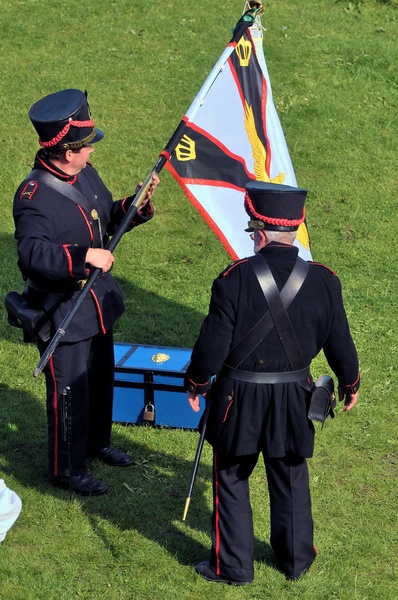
[29,89,104,151]
[244,181,307,232]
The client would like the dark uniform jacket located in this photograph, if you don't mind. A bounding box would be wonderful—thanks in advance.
[13,151,153,342]
[184,242,360,458]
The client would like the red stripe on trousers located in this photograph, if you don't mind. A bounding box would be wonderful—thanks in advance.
[48,356,59,476]
[214,450,221,575]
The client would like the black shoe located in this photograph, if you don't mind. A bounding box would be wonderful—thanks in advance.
[285,568,311,581]
[52,474,107,496]
[283,546,317,580]
[89,446,133,467]
[195,562,250,586]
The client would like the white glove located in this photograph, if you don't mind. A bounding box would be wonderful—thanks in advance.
[0,479,22,542]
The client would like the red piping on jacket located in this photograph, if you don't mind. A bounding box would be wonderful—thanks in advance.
[121,197,128,214]
[77,205,94,242]
[90,288,106,334]
[186,375,210,390]
[20,180,38,200]
[222,258,249,278]
[62,245,74,278]
[221,392,234,423]
[36,153,72,180]
[308,261,336,275]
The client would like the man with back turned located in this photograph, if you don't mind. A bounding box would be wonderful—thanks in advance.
[185,181,359,583]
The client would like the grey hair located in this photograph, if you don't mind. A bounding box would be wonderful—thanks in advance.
[264,230,297,244]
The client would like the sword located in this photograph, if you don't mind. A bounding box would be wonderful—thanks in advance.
[182,391,213,521]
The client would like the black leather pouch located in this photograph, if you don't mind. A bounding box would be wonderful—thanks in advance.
[308,375,336,423]
[5,291,51,342]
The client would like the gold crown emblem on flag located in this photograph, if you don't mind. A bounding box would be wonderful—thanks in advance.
[175,134,196,162]
[236,36,252,67]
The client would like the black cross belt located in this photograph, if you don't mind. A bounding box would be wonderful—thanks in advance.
[223,365,311,384]
[27,279,86,293]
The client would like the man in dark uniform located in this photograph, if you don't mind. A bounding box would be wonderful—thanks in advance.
[13,89,159,496]
[184,181,359,583]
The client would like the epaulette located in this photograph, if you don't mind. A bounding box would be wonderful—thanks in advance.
[308,261,336,275]
[222,258,249,278]
[19,180,38,201]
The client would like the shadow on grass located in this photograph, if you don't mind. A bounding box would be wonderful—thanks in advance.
[83,425,276,570]
[1,238,274,569]
[111,273,207,348]
[0,382,275,570]
[0,383,49,485]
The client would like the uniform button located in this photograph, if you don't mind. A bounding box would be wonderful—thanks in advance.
[227,395,233,401]
[188,385,194,392]
[258,359,264,365]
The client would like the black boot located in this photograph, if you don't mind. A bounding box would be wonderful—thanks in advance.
[52,474,107,496]
[195,562,250,586]
[89,446,133,467]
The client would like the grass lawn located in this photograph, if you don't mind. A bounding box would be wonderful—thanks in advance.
[0,0,397,598]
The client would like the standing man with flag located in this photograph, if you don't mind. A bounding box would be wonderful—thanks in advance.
[12,89,159,496]
[185,181,359,583]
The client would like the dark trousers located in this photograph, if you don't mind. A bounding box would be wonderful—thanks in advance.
[210,450,316,581]
[39,331,115,478]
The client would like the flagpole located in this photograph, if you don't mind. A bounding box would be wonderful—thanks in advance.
[33,4,263,377]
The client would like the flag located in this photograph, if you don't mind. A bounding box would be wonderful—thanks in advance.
[165,10,312,261]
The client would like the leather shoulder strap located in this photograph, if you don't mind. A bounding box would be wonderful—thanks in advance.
[225,255,308,369]
[28,169,90,212]
[249,254,308,370]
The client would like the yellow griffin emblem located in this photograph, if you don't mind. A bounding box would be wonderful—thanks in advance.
[244,101,284,185]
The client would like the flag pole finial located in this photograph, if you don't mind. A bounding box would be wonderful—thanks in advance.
[245,2,264,17]
[236,2,263,33]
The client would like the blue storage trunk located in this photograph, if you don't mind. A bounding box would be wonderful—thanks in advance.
[113,342,204,429]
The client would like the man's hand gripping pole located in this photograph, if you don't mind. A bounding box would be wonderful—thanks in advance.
[33,166,162,378]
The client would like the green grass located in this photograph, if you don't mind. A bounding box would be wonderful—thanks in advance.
[1,0,397,598]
